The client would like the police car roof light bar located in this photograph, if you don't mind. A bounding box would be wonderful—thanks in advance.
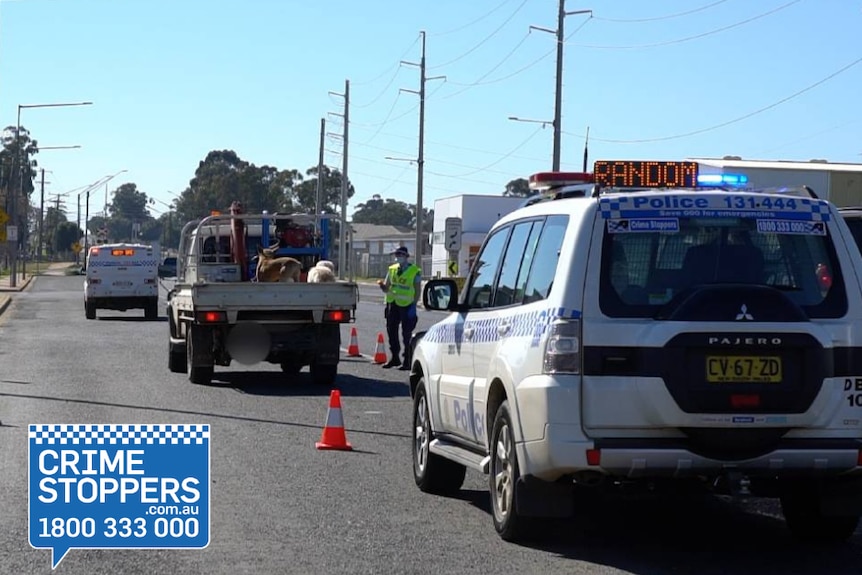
[528,171,594,190]
[696,173,749,187]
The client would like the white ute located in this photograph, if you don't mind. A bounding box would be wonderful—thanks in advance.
[83,242,159,320]
[409,161,862,543]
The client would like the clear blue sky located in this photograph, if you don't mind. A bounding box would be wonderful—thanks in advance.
[1,0,860,221]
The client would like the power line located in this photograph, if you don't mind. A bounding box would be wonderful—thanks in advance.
[428,0,517,37]
[563,54,862,144]
[592,0,729,23]
[427,125,545,178]
[565,0,801,50]
[351,36,420,86]
[428,0,531,70]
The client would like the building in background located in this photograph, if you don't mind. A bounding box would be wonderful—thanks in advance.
[431,195,525,279]
[692,157,862,206]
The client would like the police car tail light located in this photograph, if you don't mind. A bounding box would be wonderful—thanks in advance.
[89,278,102,285]
[543,319,581,374]
[144,278,157,285]
[197,310,227,324]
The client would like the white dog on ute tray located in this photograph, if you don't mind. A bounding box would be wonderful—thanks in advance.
[307,260,336,283]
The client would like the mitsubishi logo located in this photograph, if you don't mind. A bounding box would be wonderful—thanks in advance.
[735,304,754,321]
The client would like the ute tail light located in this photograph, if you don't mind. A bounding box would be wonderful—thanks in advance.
[196,310,227,324]
[324,310,350,322]
[543,319,582,374]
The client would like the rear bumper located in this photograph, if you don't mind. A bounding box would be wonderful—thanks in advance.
[519,428,862,481]
[86,295,157,311]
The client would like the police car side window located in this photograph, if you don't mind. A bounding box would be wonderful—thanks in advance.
[493,221,538,308]
[523,215,568,304]
[466,228,511,309]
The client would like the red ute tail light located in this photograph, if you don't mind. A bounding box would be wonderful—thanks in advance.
[324,310,350,322]
[196,311,227,323]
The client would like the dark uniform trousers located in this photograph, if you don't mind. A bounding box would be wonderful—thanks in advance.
[385,303,418,363]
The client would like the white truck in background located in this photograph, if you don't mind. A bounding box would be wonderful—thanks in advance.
[166,206,359,386]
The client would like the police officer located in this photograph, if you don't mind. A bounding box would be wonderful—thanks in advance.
[377,246,422,370]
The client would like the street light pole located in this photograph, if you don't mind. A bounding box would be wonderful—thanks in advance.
[10,101,92,287]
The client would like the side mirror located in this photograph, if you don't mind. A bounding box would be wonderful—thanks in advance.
[422,279,460,312]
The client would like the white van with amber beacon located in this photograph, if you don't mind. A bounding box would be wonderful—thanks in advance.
[84,243,159,320]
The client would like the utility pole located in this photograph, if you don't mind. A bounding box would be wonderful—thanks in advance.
[38,168,45,261]
[328,81,350,279]
[400,31,445,268]
[315,117,325,234]
[514,3,592,171]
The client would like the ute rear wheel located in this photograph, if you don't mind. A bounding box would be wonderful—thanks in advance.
[186,325,214,385]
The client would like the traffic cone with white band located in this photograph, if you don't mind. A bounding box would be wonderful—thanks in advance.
[316,390,353,451]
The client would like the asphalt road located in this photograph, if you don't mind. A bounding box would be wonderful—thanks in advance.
[1,275,861,574]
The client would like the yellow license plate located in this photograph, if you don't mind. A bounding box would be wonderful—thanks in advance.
[706,356,782,383]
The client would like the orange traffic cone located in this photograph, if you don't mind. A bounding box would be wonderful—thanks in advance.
[316,390,353,451]
[373,333,388,364]
[347,327,361,357]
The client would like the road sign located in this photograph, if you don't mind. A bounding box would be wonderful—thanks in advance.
[6,225,18,243]
[445,217,462,252]
[71,242,82,254]
[0,208,8,226]
[447,260,458,276]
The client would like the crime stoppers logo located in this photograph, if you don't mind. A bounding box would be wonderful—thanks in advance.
[28,424,210,569]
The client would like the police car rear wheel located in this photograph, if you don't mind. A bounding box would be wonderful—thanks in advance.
[412,381,466,494]
[85,301,96,320]
[490,400,531,541]
[780,486,860,543]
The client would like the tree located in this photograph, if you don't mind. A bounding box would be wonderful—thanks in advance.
[294,165,354,215]
[110,183,150,221]
[352,195,413,226]
[0,125,40,246]
[173,150,303,224]
[503,177,532,198]
[54,221,79,254]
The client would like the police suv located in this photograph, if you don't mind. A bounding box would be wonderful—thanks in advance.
[410,160,862,542]
[84,242,159,320]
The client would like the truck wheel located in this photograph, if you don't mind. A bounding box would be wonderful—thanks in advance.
[412,380,466,495]
[490,400,533,541]
[310,363,337,386]
[168,339,187,373]
[780,486,860,543]
[85,301,96,320]
[187,326,214,385]
[145,300,158,320]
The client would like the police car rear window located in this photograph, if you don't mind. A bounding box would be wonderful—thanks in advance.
[599,216,847,319]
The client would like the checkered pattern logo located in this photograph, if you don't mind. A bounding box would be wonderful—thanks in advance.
[598,197,630,219]
[28,424,210,445]
[799,199,831,221]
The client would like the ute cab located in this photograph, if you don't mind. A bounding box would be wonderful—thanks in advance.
[410,159,862,543]
[84,243,159,320]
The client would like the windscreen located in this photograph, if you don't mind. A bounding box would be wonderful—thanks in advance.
[599,215,847,318]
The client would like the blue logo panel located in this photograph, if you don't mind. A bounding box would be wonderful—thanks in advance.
[28,424,210,569]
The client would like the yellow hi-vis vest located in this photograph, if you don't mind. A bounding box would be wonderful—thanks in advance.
[387,263,421,307]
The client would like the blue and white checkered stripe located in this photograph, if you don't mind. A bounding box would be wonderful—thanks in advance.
[28,424,210,445]
[799,198,831,221]
[598,197,630,220]
[88,259,159,267]
[423,307,581,345]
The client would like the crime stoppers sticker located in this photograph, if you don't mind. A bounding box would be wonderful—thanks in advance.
[28,424,210,569]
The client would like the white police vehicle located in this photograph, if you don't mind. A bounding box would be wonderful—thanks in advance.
[84,242,159,320]
[410,160,862,542]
